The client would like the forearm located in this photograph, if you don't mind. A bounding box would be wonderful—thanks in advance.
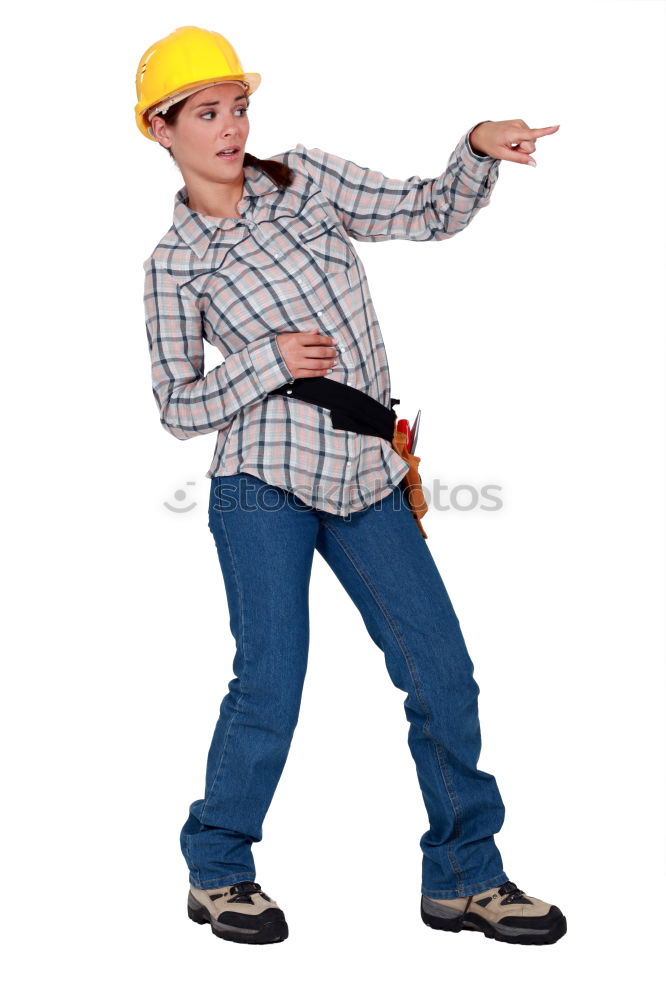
[287,126,501,243]
[437,122,502,235]
[151,333,291,441]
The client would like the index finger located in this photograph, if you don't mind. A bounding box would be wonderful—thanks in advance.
[521,125,560,139]
[296,330,335,342]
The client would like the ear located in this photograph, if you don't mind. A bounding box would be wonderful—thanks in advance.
[150,115,170,148]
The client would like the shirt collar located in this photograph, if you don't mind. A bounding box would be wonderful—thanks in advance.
[172,162,280,259]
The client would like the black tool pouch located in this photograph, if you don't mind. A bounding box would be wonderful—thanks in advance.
[268,376,398,441]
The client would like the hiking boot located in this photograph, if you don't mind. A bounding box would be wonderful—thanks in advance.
[187,880,289,944]
[421,879,567,945]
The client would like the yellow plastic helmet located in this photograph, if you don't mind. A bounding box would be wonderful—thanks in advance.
[135,25,261,141]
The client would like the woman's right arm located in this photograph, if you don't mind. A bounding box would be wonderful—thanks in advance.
[286,126,501,243]
[143,261,294,440]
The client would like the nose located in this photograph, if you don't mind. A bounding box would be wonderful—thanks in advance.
[220,121,241,141]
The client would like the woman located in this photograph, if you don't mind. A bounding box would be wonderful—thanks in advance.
[136,25,565,946]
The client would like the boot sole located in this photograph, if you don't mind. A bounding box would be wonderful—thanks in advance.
[187,894,289,945]
[421,897,567,945]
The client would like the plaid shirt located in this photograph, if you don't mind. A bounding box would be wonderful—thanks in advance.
[143,123,501,515]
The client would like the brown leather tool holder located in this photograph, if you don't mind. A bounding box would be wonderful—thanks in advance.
[391,420,429,539]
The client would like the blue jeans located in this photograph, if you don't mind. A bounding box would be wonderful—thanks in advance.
[180,472,508,899]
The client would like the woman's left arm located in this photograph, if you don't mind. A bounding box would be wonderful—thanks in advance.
[289,120,559,242]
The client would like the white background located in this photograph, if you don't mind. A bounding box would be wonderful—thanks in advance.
[2,0,664,995]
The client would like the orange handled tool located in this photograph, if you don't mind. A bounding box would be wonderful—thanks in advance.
[396,418,412,450]
[396,410,421,453]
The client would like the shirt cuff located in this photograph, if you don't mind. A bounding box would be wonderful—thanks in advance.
[247,333,294,393]
[464,121,499,164]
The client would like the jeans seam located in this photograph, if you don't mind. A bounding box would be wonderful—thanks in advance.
[182,829,198,885]
[322,520,465,884]
[200,501,247,826]
[190,871,257,889]
[421,871,509,898]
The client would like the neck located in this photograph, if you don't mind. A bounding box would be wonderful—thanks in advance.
[184,168,246,219]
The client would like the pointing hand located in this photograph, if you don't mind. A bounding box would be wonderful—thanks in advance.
[469,120,560,166]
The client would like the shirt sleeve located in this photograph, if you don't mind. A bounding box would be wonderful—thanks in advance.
[290,122,501,242]
[143,261,293,440]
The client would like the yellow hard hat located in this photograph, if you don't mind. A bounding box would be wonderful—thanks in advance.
[135,25,261,141]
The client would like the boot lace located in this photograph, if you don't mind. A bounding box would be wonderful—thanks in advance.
[497,880,528,904]
[228,880,271,904]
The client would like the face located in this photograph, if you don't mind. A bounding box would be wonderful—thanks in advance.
[152,81,250,183]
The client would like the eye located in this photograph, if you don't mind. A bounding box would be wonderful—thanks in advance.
[201,105,249,120]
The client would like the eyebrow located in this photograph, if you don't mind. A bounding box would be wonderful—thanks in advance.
[192,95,248,110]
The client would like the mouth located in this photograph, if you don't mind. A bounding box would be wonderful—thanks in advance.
[216,146,241,161]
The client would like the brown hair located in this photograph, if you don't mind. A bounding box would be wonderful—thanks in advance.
[154,96,295,190]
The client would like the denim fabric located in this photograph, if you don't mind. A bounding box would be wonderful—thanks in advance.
[180,472,508,899]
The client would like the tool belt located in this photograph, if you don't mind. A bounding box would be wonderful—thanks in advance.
[268,377,429,538]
